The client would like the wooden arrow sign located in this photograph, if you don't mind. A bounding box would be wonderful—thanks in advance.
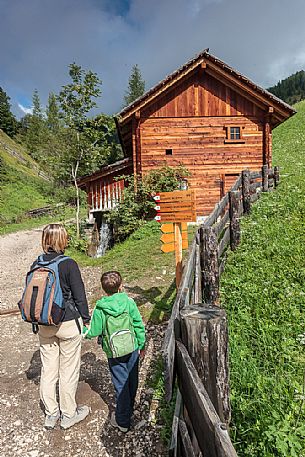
[160,223,187,233]
[160,232,188,243]
[156,189,196,223]
[161,240,188,253]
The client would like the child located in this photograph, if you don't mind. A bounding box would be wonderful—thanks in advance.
[84,271,145,432]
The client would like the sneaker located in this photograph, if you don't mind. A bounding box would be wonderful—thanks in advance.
[44,411,60,429]
[110,411,129,433]
[60,405,90,430]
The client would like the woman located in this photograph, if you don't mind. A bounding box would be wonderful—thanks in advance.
[34,223,90,430]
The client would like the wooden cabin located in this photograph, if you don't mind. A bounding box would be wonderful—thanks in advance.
[81,49,295,217]
[79,157,132,212]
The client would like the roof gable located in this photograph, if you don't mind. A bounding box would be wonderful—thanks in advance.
[117,49,296,125]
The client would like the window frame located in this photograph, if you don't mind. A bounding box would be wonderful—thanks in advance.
[224,125,245,144]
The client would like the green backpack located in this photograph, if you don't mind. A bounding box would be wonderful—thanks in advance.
[104,311,136,358]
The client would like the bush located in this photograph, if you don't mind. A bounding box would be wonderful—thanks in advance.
[65,223,88,253]
[108,165,190,241]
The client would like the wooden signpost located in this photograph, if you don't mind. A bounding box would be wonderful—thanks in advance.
[154,190,196,288]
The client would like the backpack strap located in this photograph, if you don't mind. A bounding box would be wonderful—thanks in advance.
[36,254,69,267]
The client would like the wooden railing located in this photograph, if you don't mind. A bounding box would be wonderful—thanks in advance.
[163,165,279,456]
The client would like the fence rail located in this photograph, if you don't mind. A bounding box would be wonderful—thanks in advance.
[163,165,279,456]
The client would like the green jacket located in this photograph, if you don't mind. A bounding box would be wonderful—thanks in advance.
[84,292,145,358]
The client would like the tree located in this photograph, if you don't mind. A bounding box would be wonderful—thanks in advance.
[123,64,145,107]
[0,87,18,137]
[24,89,46,160]
[46,92,61,133]
[58,63,102,237]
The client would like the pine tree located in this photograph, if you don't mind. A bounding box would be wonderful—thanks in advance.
[0,87,17,137]
[25,89,46,160]
[123,64,145,107]
[46,92,60,132]
[268,70,305,105]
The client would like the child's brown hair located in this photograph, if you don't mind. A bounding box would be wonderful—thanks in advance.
[101,271,122,295]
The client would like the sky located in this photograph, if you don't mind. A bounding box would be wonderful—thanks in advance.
[1,0,305,118]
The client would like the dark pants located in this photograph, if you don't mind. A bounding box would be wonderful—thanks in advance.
[108,350,139,429]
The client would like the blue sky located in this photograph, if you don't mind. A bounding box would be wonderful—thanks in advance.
[1,0,304,118]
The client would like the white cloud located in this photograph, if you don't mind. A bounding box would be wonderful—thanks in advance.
[18,103,33,115]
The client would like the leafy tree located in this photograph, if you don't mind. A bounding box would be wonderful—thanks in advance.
[57,63,102,237]
[123,64,145,107]
[85,114,123,166]
[0,87,18,137]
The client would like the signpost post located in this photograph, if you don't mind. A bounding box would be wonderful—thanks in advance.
[154,190,196,288]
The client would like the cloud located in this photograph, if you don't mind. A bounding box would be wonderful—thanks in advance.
[17,103,33,115]
[0,0,304,118]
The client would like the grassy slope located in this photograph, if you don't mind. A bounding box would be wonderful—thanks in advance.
[0,131,51,221]
[221,101,305,456]
[0,130,75,234]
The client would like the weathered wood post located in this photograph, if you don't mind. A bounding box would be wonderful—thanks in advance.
[194,232,202,304]
[180,304,231,424]
[200,226,219,305]
[174,222,183,289]
[262,164,269,192]
[229,191,240,251]
[242,169,251,214]
[274,165,280,187]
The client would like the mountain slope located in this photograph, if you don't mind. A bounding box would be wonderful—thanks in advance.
[0,129,53,226]
[268,70,305,105]
[221,101,305,456]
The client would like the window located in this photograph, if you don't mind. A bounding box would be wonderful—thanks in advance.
[165,149,173,155]
[230,126,240,140]
[224,125,245,143]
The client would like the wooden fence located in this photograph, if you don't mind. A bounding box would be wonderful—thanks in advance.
[162,165,279,457]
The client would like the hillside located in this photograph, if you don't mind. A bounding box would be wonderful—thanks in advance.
[268,70,305,105]
[221,101,305,456]
[0,130,56,230]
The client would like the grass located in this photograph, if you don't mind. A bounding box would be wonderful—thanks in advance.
[0,130,81,235]
[221,101,305,456]
[67,221,185,323]
[0,130,54,229]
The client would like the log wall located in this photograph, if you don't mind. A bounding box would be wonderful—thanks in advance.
[140,116,264,215]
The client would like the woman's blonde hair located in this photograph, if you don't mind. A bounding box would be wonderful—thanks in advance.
[42,223,68,253]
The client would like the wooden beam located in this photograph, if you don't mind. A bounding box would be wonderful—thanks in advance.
[200,226,220,305]
[242,169,251,214]
[229,191,240,251]
[176,341,237,457]
[175,222,183,288]
[263,117,271,166]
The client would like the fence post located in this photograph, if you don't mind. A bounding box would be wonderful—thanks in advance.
[274,166,280,187]
[180,304,231,424]
[200,226,219,305]
[262,164,268,192]
[242,169,251,214]
[229,191,240,251]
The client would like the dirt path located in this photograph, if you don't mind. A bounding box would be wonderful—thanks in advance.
[0,228,43,310]
[0,228,167,457]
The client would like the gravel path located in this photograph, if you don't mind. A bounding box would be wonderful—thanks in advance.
[0,228,43,310]
[0,228,167,457]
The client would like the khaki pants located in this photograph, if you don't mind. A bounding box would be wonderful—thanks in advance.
[38,319,82,418]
